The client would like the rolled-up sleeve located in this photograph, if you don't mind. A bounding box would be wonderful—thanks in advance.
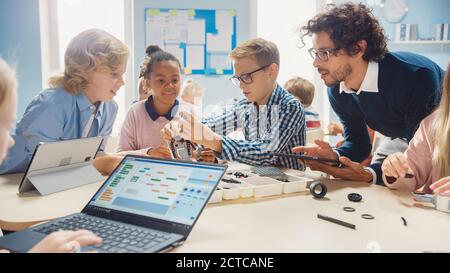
[220,101,304,166]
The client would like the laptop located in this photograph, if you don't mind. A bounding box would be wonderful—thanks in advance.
[19,137,104,195]
[0,155,227,253]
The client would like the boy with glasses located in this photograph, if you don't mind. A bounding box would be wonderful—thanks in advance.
[293,3,444,184]
[164,38,306,170]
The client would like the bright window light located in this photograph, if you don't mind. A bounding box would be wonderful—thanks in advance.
[57,0,126,136]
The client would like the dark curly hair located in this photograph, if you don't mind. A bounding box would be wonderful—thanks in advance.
[299,2,388,62]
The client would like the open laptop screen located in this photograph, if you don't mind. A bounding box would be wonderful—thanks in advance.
[87,156,225,226]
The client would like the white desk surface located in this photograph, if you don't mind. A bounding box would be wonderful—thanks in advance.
[0,174,103,231]
[175,180,450,253]
[1,165,449,253]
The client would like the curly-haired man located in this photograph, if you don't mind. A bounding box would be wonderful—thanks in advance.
[293,3,444,185]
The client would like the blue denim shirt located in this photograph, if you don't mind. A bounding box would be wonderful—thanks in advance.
[0,87,118,174]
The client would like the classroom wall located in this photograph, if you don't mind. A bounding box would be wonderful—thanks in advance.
[257,0,317,87]
[256,0,321,112]
[378,0,450,69]
[334,0,450,69]
[133,0,256,111]
[0,0,43,117]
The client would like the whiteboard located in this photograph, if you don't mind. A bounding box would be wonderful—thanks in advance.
[145,8,237,75]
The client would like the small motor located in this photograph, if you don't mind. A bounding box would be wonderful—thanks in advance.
[168,136,203,161]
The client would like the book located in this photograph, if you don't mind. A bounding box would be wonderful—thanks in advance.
[410,24,418,41]
[400,24,407,41]
[435,24,443,41]
[405,24,411,41]
[395,24,402,41]
[444,24,449,41]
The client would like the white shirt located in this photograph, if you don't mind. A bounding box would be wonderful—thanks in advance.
[340,62,379,95]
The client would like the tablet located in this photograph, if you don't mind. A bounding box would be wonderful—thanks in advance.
[19,137,103,195]
[272,153,341,166]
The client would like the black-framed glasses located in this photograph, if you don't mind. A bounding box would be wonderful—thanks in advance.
[308,48,338,62]
[229,64,271,87]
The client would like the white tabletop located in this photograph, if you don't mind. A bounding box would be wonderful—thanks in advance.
[1,166,449,252]
[0,173,103,231]
[174,180,450,253]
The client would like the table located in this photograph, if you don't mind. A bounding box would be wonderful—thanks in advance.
[1,167,449,252]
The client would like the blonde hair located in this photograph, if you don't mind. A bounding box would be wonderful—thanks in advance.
[181,78,204,102]
[229,38,280,67]
[49,29,129,94]
[284,77,315,107]
[432,63,450,179]
[0,59,17,109]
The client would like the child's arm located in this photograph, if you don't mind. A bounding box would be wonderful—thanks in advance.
[382,116,434,191]
[93,154,124,176]
[202,102,242,136]
[20,98,66,160]
[218,102,305,165]
[117,107,143,153]
[166,101,305,166]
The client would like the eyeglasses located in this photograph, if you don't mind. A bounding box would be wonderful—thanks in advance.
[229,64,271,87]
[308,48,339,62]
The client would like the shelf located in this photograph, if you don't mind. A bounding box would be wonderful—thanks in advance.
[389,41,450,45]
[388,40,450,52]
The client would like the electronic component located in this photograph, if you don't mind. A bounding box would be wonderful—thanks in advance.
[317,214,356,230]
[310,182,327,199]
[343,207,356,212]
[168,136,203,161]
[250,166,287,180]
[361,214,375,220]
[348,193,363,203]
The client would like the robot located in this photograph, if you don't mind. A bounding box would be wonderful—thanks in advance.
[167,136,203,161]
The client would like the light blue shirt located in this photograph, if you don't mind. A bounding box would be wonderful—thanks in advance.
[0,87,118,174]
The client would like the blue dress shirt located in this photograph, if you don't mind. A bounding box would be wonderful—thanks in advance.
[0,87,118,174]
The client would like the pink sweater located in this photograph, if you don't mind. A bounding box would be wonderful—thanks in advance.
[117,100,196,154]
[383,112,441,193]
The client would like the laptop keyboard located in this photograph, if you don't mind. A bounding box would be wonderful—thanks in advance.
[33,214,172,253]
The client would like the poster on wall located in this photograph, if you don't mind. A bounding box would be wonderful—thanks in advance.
[145,8,237,75]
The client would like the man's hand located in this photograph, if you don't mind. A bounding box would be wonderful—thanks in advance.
[307,156,373,183]
[292,139,339,161]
